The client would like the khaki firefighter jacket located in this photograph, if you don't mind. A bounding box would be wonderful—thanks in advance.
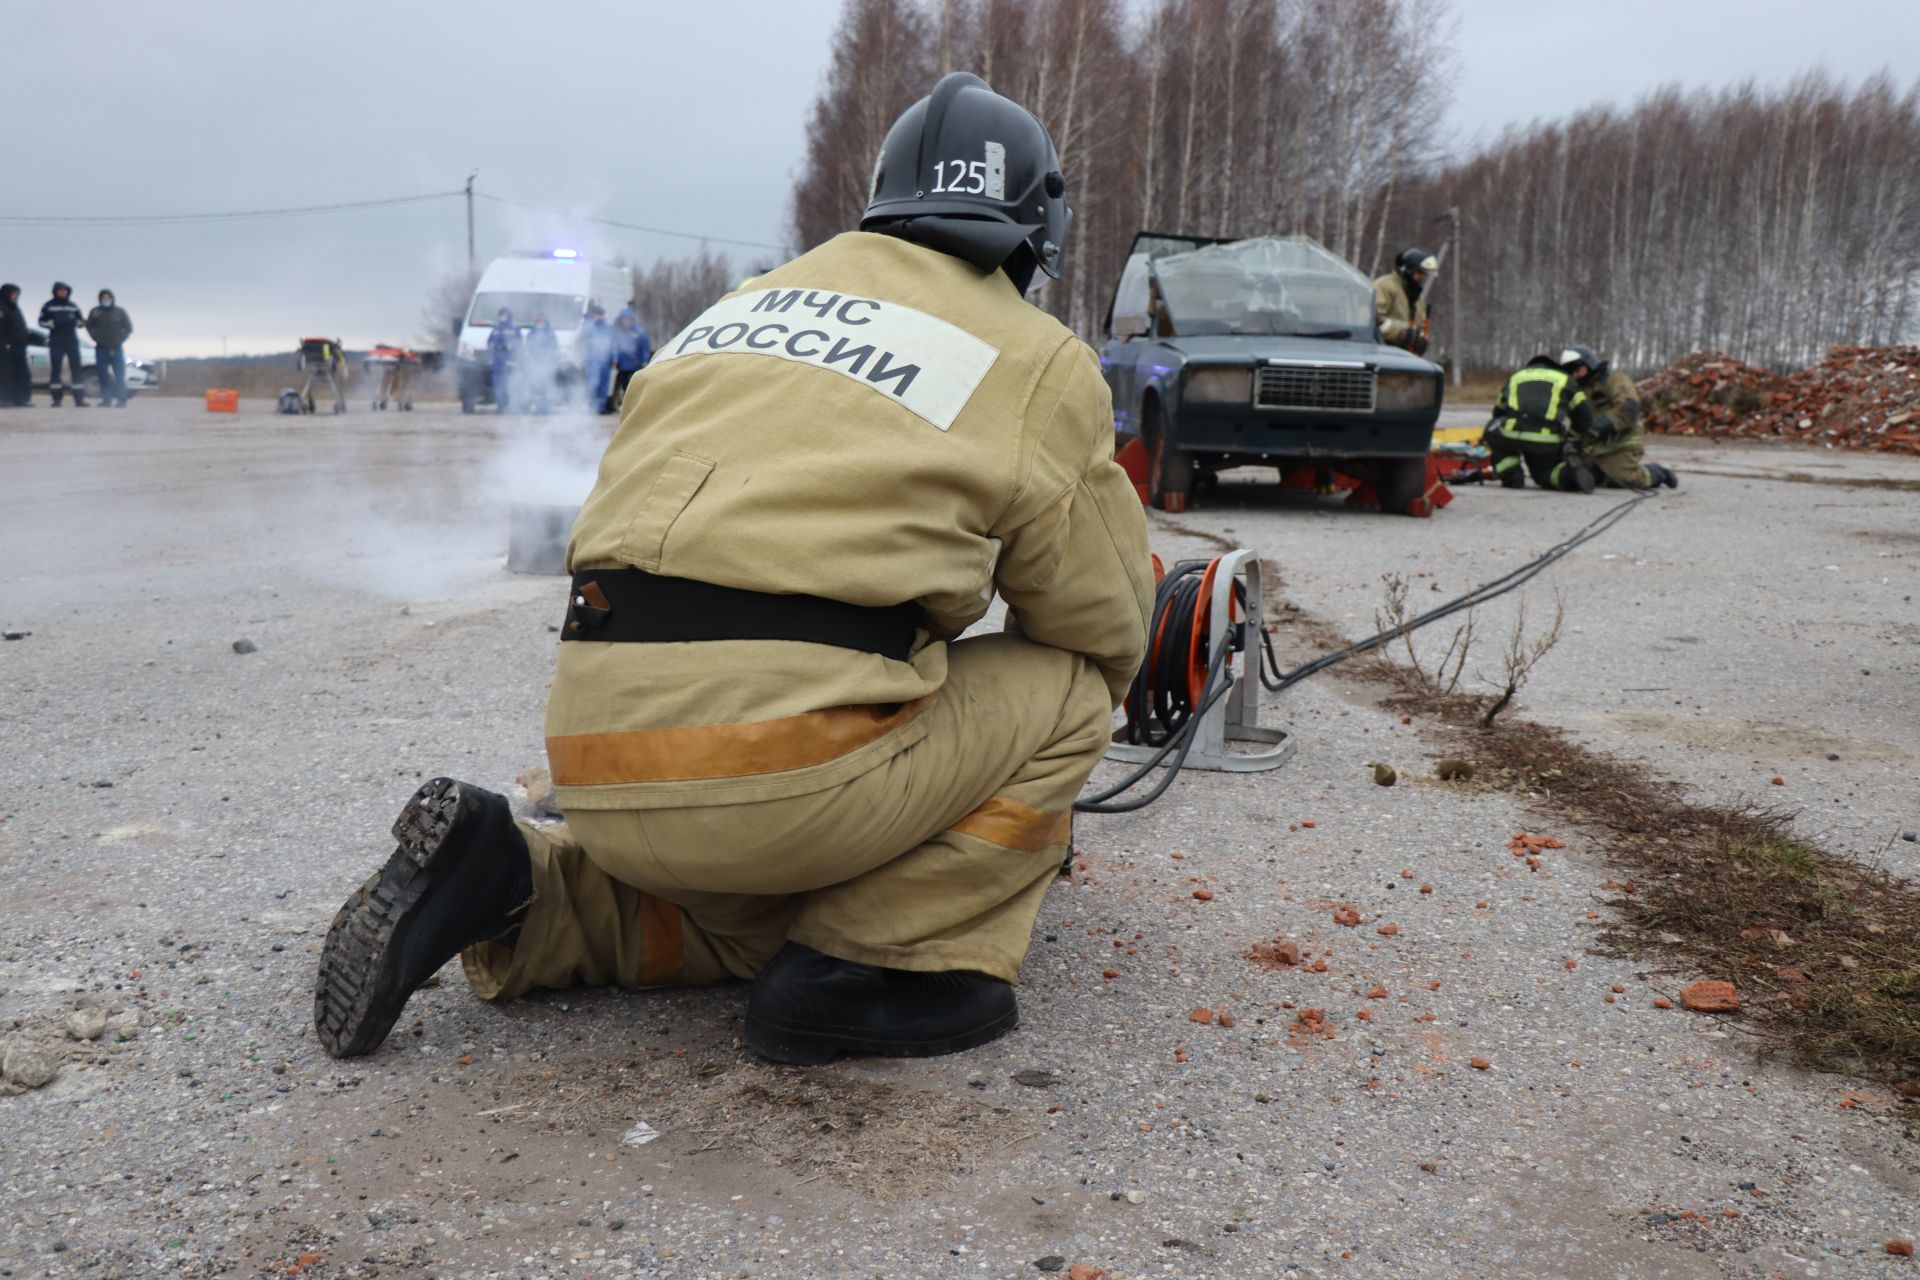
[1372,273,1428,350]
[1584,369,1644,451]
[547,231,1154,812]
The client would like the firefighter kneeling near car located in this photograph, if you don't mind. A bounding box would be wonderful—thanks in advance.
[1485,345,1676,492]
[313,72,1153,1067]
[1564,345,1678,490]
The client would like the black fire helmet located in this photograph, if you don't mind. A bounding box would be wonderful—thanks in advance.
[860,72,1072,280]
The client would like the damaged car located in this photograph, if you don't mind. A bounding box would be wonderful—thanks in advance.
[1100,232,1444,512]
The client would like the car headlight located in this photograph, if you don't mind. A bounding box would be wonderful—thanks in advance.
[1376,371,1438,411]
[1184,366,1251,404]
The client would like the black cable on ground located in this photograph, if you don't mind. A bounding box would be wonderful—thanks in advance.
[1075,489,1656,814]
[1258,488,1655,692]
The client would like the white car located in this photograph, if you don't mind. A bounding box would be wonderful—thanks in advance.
[25,327,162,398]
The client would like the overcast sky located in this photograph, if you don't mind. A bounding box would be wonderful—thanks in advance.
[8,0,1915,358]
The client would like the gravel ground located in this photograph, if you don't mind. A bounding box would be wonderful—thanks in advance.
[1,399,1915,1279]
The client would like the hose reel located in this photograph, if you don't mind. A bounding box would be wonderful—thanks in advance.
[1106,548,1291,775]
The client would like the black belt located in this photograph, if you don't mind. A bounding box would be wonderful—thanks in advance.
[562,568,919,662]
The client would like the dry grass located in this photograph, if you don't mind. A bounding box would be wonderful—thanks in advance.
[1391,697,1920,1087]
[1181,510,1919,1087]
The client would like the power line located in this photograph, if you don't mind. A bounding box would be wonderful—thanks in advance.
[0,186,790,255]
[0,191,464,225]
[475,192,787,253]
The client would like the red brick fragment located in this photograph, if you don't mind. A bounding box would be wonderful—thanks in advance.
[1245,938,1301,969]
[1679,980,1740,1013]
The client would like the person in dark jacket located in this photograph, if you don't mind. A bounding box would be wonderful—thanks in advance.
[38,282,89,406]
[84,289,135,407]
[0,284,30,407]
[608,307,651,410]
[487,307,521,413]
[1483,353,1607,492]
[522,314,560,414]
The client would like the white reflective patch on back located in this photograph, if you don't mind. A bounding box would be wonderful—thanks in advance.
[652,288,1000,432]
[983,141,1007,201]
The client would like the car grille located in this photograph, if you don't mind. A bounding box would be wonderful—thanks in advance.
[1255,363,1376,412]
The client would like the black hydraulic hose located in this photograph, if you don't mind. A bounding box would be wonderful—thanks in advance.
[1075,640,1234,814]
[1073,490,1656,815]
[1258,489,1654,692]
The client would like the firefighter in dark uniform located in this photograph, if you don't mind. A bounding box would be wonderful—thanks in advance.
[1485,349,1608,492]
[313,73,1152,1068]
[39,282,88,407]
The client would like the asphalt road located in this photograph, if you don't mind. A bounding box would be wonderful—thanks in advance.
[1,397,1916,1279]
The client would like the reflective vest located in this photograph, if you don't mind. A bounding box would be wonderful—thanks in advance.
[1491,362,1588,443]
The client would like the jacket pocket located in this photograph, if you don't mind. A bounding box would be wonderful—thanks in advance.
[619,450,714,571]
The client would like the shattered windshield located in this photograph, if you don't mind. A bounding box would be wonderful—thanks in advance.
[1153,237,1373,338]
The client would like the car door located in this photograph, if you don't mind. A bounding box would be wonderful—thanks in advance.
[1102,252,1154,436]
[25,329,48,387]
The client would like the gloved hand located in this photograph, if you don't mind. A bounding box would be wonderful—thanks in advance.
[1588,417,1621,446]
[1410,333,1430,356]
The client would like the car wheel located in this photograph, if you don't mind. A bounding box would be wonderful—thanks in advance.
[1144,402,1194,511]
[1376,457,1429,515]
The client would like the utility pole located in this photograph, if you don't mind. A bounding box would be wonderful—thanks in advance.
[1432,205,1463,388]
[1449,205,1463,389]
[465,170,478,280]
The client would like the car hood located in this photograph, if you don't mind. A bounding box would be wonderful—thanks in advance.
[1159,333,1440,374]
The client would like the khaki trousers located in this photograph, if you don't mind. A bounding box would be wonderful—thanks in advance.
[461,632,1112,998]
[1587,434,1651,488]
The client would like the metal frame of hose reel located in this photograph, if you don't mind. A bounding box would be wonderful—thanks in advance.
[1106,548,1292,773]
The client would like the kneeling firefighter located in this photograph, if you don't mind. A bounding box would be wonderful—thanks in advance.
[314,72,1154,1065]
[1561,346,1678,490]
[1484,349,1611,492]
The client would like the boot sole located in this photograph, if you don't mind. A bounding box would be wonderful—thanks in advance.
[313,778,464,1058]
[745,1003,1020,1067]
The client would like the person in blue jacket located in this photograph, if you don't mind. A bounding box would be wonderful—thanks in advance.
[608,307,651,411]
[522,314,560,415]
[576,303,613,413]
[487,307,521,412]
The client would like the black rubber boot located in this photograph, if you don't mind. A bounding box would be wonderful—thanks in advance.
[1567,462,1597,494]
[1648,462,1680,489]
[314,778,533,1058]
[745,941,1018,1066]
